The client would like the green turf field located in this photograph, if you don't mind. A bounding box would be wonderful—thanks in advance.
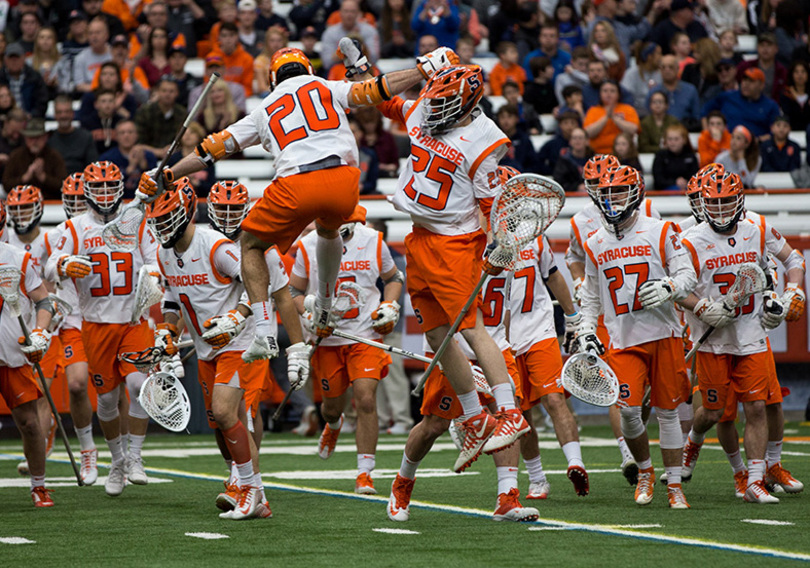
[1,422,809,567]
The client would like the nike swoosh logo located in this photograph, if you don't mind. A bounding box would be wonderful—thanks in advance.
[473,420,488,438]
[749,389,760,394]
[671,397,681,403]
[16,392,24,398]
[364,367,375,372]
[191,257,201,262]
[543,382,557,389]
[357,247,365,250]
[227,438,237,444]
[636,230,647,234]
[743,237,752,241]
[460,136,470,142]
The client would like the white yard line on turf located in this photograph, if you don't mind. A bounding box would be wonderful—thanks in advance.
[0,537,35,545]
[373,528,420,535]
[185,532,229,539]
[741,520,795,526]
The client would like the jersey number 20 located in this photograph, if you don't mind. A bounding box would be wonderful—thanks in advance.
[265,82,341,151]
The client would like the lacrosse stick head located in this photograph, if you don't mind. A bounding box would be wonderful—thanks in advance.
[119,346,164,373]
[595,165,645,236]
[102,204,145,252]
[62,173,88,219]
[488,174,565,271]
[583,154,620,202]
[208,180,250,240]
[701,171,744,234]
[724,262,767,309]
[0,266,23,318]
[131,265,165,324]
[6,185,43,235]
[47,293,74,333]
[139,372,191,432]
[332,280,366,319]
[560,352,620,407]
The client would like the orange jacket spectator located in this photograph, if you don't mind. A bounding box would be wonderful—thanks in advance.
[326,9,375,27]
[209,47,255,96]
[583,103,640,154]
[91,64,150,91]
[489,62,526,96]
[697,128,731,167]
[102,0,145,31]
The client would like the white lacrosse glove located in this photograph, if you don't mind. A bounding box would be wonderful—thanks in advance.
[470,363,493,395]
[482,241,511,276]
[782,284,806,322]
[563,311,582,354]
[572,323,605,355]
[693,298,735,328]
[202,309,247,349]
[338,36,370,77]
[638,278,676,310]
[371,300,400,336]
[572,277,583,305]
[286,342,311,391]
[303,294,340,337]
[57,255,92,279]
[416,46,460,79]
[154,323,179,357]
[160,353,185,379]
[762,291,787,330]
[18,328,51,363]
[242,333,280,363]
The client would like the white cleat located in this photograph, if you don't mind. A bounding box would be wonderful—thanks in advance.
[105,462,128,497]
[126,455,148,485]
[766,463,804,494]
[744,480,780,504]
[635,469,655,505]
[493,489,539,522]
[387,475,414,522]
[526,480,550,500]
[80,448,99,486]
[220,486,262,520]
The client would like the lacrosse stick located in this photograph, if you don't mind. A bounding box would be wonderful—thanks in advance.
[0,267,83,485]
[101,73,220,252]
[138,371,191,432]
[272,281,366,421]
[560,352,620,407]
[131,265,164,323]
[685,262,767,362]
[119,339,194,373]
[412,174,566,395]
[46,293,73,333]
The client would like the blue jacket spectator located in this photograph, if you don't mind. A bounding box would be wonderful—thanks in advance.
[651,0,709,55]
[497,104,538,173]
[647,55,701,130]
[536,111,579,175]
[582,60,634,110]
[411,0,460,55]
[522,23,571,80]
[702,68,782,138]
[760,117,800,172]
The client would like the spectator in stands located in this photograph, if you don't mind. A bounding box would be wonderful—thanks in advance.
[138,27,171,87]
[670,32,695,76]
[554,0,584,52]
[553,127,594,192]
[28,27,60,98]
[557,85,585,122]
[589,20,626,81]
[0,44,47,118]
[379,0,414,58]
[488,0,543,58]
[105,37,150,104]
[81,0,126,39]
[237,0,262,57]
[0,85,17,120]
[455,36,476,67]
[537,110,579,175]
[554,46,590,104]
[189,54,246,112]
[299,27,324,77]
[503,80,542,133]
[254,26,288,95]
[652,123,699,190]
[588,0,657,59]
[322,0,380,70]
[697,110,731,165]
[54,11,89,93]
[582,59,634,110]
[717,30,744,66]
[80,62,139,124]
[211,22,255,96]
[417,33,439,56]
[706,0,748,34]
[749,0,774,35]
[522,22,570,81]
[289,0,340,40]
[167,120,215,196]
[524,57,558,116]
[651,0,708,54]
[647,54,701,131]
[621,42,662,115]
[99,0,142,32]
[0,108,27,182]
[774,0,804,67]
[457,1,486,47]
[759,116,801,172]
[715,125,761,187]
[638,90,682,152]
[135,77,186,158]
[167,45,201,106]
[198,80,244,136]
[348,114,380,195]
[353,106,399,178]
[204,1,237,54]
[167,0,210,57]
[256,0,290,33]
[81,89,121,154]
[14,12,40,56]
[737,33,786,101]
[681,38,721,107]
[497,103,539,172]
[48,94,98,173]
[613,131,642,170]
[702,67,781,139]
[100,119,158,197]
[781,60,810,131]
[714,57,740,95]
[584,79,639,153]
[73,17,112,94]
[3,117,67,199]
[490,41,527,96]
[411,0,460,55]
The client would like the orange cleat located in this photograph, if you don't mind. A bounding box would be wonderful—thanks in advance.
[635,467,655,505]
[734,470,748,498]
[681,439,702,481]
[355,472,376,495]
[567,465,590,496]
[482,408,530,455]
[766,463,804,494]
[216,482,241,511]
[317,417,342,460]
[667,483,690,509]
[387,474,415,521]
[31,486,54,508]
[453,411,496,473]
[493,488,539,522]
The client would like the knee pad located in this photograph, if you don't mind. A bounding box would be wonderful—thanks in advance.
[677,400,694,422]
[656,407,682,450]
[126,373,149,420]
[620,406,645,439]
[97,389,120,422]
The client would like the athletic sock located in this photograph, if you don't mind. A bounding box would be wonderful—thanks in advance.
[523,455,547,484]
[229,462,238,485]
[75,424,95,452]
[31,475,45,489]
[316,234,342,302]
[687,429,705,445]
[327,415,343,431]
[725,450,746,474]
[399,453,420,480]
[638,458,653,471]
[491,383,516,411]
[496,466,518,495]
[253,472,265,500]
[358,453,375,475]
[748,459,766,484]
[108,435,125,465]
[254,301,274,337]
[665,466,682,486]
[766,440,782,467]
[128,434,145,460]
[562,441,585,469]
[617,437,633,462]
[682,431,689,446]
[458,390,483,421]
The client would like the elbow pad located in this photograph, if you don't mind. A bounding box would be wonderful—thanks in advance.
[668,254,697,301]
[349,75,392,106]
[195,130,238,165]
[35,297,55,315]
[783,249,806,274]
[384,270,404,285]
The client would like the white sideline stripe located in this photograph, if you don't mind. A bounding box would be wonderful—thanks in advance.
[0,537,35,545]
[373,528,420,535]
[185,532,229,540]
[741,519,796,526]
[0,476,172,488]
[528,527,577,531]
[611,524,663,529]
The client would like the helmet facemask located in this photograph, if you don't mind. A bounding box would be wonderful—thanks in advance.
[208,200,248,240]
[8,200,42,235]
[84,178,124,222]
[703,194,744,233]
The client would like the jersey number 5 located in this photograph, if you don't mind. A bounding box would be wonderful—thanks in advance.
[604,262,650,314]
[265,82,341,151]
[403,145,457,211]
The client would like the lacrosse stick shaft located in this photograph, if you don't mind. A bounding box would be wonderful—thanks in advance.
[332,330,434,364]
[411,271,488,396]
[272,387,296,421]
[685,326,712,363]
[19,316,83,486]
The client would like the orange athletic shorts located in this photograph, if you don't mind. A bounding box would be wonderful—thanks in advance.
[606,337,690,410]
[241,165,363,254]
[197,351,269,429]
[82,321,152,394]
[596,314,610,348]
[60,327,87,365]
[719,346,782,422]
[312,343,391,399]
[405,227,487,333]
[0,365,42,410]
[695,351,770,411]
[39,335,64,378]
[259,366,285,406]
[516,337,564,411]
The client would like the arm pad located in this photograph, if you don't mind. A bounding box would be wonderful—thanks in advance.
[35,297,55,315]
[289,285,305,299]
[784,249,806,273]
[195,130,239,166]
[383,269,404,285]
[667,253,697,301]
[349,75,392,106]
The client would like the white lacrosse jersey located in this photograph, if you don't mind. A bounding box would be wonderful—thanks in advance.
[458,274,511,360]
[583,216,687,349]
[5,229,48,279]
[388,99,510,236]
[744,210,789,258]
[566,199,659,266]
[681,221,770,355]
[0,242,40,368]
[225,74,358,180]
[159,226,253,362]
[293,225,395,347]
[508,236,558,356]
[43,224,82,331]
[44,212,159,324]
[259,246,290,342]
[674,215,699,233]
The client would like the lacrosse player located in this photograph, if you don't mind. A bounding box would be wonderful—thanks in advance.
[44,161,158,497]
[574,165,697,509]
[289,221,401,495]
[0,201,56,506]
[565,154,661,485]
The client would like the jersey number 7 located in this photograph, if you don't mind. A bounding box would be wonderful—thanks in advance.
[604,262,650,314]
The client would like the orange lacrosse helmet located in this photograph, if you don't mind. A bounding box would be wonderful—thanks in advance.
[596,165,645,235]
[208,180,249,240]
[82,161,124,219]
[686,163,724,223]
[62,173,87,219]
[496,165,521,185]
[583,154,620,201]
[147,177,197,248]
[701,170,744,233]
[6,185,43,235]
[420,65,484,135]
[269,47,313,89]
